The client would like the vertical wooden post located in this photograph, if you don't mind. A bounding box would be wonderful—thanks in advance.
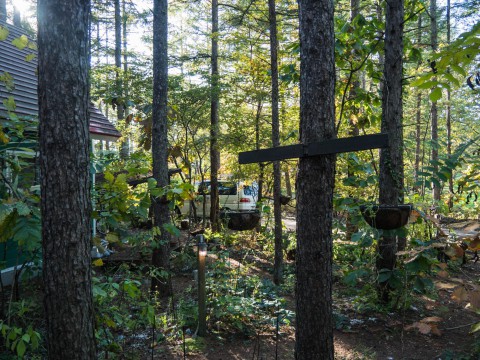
[197,235,207,336]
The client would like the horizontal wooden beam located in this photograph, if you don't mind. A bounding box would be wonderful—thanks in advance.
[238,133,388,164]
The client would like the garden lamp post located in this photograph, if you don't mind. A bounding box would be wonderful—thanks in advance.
[197,234,207,336]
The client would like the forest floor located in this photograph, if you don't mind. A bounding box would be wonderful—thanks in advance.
[104,223,480,360]
[148,253,480,360]
[3,222,480,359]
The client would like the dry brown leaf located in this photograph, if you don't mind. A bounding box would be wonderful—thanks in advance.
[452,286,469,303]
[409,210,421,223]
[404,324,415,331]
[430,324,442,336]
[453,244,466,257]
[444,246,459,258]
[469,290,480,310]
[420,316,443,323]
[435,282,457,290]
[404,322,433,335]
[437,263,448,270]
[469,237,480,251]
[438,270,449,278]
[417,322,432,334]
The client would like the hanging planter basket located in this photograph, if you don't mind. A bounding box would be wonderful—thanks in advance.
[360,204,413,230]
[220,210,261,231]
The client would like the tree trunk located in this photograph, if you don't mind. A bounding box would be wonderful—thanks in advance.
[414,92,422,187]
[0,0,6,22]
[38,0,96,358]
[13,6,20,27]
[345,0,360,241]
[377,0,404,302]
[151,0,171,296]
[430,0,440,203]
[296,0,335,357]
[210,0,220,231]
[414,15,423,193]
[284,164,292,198]
[255,99,264,203]
[446,0,453,210]
[268,0,283,285]
[115,0,127,158]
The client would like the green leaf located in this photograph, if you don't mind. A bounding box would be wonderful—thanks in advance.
[377,269,392,283]
[429,87,442,102]
[0,211,18,243]
[147,177,157,189]
[163,223,180,237]
[0,71,14,91]
[406,254,432,273]
[417,80,438,90]
[3,96,16,111]
[12,35,28,50]
[25,53,36,62]
[443,72,459,87]
[470,321,480,334]
[15,202,31,216]
[450,64,467,77]
[16,339,26,358]
[0,25,9,41]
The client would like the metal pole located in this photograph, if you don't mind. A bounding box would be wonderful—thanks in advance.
[197,235,207,336]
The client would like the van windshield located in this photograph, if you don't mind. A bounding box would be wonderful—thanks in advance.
[198,181,237,195]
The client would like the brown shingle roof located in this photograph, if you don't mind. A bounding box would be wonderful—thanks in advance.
[0,21,121,141]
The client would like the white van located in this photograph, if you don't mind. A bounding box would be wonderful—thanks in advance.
[180,180,256,217]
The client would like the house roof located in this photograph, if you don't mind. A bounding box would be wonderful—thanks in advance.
[0,21,121,141]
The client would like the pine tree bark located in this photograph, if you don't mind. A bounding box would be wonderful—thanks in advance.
[151,0,172,296]
[38,0,96,358]
[377,0,404,302]
[414,15,423,191]
[210,0,220,231]
[345,0,360,241]
[115,0,127,158]
[446,0,453,209]
[430,0,440,202]
[295,0,335,357]
[268,0,283,285]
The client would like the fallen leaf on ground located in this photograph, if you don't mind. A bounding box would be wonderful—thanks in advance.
[430,324,442,336]
[405,322,433,335]
[469,290,480,310]
[420,316,442,323]
[436,263,448,270]
[438,270,449,278]
[435,282,457,290]
[452,287,469,303]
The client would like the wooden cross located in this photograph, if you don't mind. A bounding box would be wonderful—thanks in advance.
[238,133,389,164]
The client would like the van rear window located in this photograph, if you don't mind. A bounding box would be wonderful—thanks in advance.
[219,182,237,195]
[243,185,252,195]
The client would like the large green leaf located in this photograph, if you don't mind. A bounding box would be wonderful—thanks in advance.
[429,87,442,102]
[0,25,8,41]
[11,35,28,50]
[0,211,18,243]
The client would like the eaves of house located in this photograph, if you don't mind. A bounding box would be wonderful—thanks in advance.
[0,20,121,142]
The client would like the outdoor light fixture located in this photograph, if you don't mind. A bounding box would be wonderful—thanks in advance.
[196,234,207,336]
[198,241,208,257]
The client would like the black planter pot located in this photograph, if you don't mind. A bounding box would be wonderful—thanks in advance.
[220,210,261,231]
[360,204,413,230]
